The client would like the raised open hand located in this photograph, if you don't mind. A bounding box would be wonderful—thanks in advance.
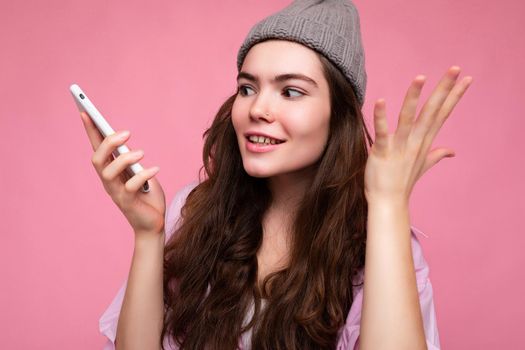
[364,66,472,203]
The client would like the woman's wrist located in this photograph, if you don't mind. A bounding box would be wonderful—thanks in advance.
[134,229,166,247]
[366,194,410,209]
[367,195,411,238]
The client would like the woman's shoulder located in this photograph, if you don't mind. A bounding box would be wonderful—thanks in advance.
[164,180,200,242]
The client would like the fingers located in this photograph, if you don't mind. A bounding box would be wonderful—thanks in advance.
[91,131,135,196]
[416,71,471,177]
[80,112,106,152]
[124,166,160,193]
[435,76,473,126]
[412,66,461,138]
[394,75,426,146]
[79,111,158,198]
[420,75,473,149]
[101,149,144,184]
[373,99,389,154]
[416,147,456,182]
[91,130,159,197]
[91,130,131,170]
[367,66,472,199]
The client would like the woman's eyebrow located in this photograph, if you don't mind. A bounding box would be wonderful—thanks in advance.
[236,71,318,88]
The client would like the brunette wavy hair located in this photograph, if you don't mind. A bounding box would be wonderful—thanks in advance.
[161,51,373,349]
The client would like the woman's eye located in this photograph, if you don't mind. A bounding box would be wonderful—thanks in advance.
[238,85,303,98]
[238,85,255,96]
[283,88,304,98]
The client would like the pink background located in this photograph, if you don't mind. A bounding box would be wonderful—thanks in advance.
[1,0,523,348]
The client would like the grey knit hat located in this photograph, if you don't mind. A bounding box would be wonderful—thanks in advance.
[236,0,367,107]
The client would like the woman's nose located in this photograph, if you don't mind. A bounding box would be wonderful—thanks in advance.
[249,93,275,123]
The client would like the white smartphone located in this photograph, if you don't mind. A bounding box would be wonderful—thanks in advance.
[70,83,150,193]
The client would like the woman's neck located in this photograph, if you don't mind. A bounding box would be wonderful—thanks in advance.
[266,165,315,213]
[257,166,317,298]
[263,167,316,251]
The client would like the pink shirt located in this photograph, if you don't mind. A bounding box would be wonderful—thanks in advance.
[99,181,441,349]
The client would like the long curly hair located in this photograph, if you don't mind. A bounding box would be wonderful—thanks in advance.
[161,52,373,349]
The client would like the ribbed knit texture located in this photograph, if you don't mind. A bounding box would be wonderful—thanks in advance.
[237,0,367,107]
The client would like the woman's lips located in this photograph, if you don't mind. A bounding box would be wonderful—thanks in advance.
[245,139,285,153]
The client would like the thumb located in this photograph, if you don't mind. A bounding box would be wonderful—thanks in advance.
[419,148,456,177]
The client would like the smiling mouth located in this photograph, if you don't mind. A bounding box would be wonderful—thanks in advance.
[246,135,285,145]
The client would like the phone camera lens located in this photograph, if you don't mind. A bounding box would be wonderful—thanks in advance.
[79,93,85,100]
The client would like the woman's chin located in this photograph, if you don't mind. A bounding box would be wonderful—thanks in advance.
[243,167,272,178]
[242,161,276,178]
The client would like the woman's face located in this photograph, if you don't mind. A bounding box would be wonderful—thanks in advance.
[232,40,331,179]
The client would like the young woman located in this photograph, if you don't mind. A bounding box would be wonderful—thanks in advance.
[81,1,471,349]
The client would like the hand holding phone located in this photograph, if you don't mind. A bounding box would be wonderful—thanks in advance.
[73,83,166,235]
[70,84,150,193]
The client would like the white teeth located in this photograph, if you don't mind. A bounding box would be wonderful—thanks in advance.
[248,135,282,145]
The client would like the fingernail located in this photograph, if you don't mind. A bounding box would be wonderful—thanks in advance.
[119,130,130,138]
[151,166,160,173]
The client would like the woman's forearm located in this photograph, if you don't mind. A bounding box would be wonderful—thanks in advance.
[116,231,165,350]
[359,198,427,350]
